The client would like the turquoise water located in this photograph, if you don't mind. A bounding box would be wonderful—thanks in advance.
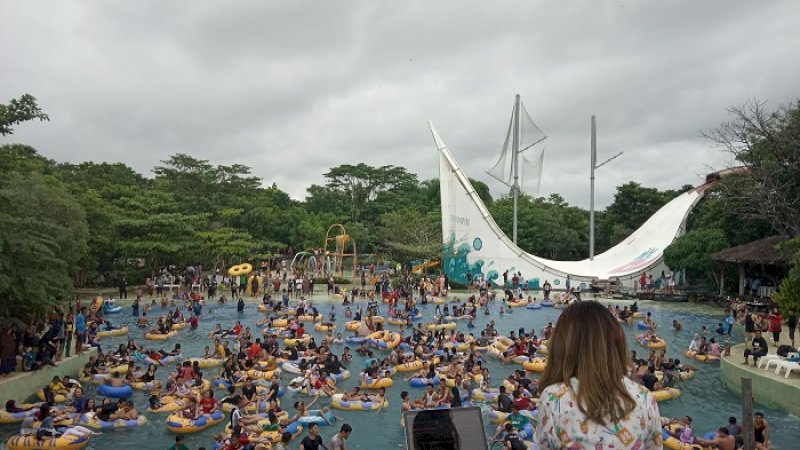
[2,296,797,449]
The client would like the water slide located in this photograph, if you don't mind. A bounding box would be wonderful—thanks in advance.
[429,121,710,290]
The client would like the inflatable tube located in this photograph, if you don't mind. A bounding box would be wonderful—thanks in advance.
[636,334,667,349]
[245,368,281,380]
[228,263,253,277]
[526,303,541,310]
[631,312,643,318]
[314,323,334,332]
[144,330,177,340]
[488,409,537,425]
[507,301,526,308]
[387,317,406,326]
[6,434,89,450]
[36,388,78,403]
[171,322,188,331]
[297,314,322,323]
[522,358,547,372]
[409,376,439,388]
[147,398,184,413]
[396,360,424,372]
[297,410,336,426]
[97,326,128,338]
[360,377,394,389]
[130,381,160,391]
[470,388,499,402]
[166,409,224,434]
[637,321,651,330]
[188,358,224,369]
[649,387,681,402]
[684,350,720,363]
[159,353,183,365]
[330,370,350,381]
[103,306,123,314]
[330,393,388,411]
[424,322,457,331]
[283,335,312,347]
[431,296,446,304]
[97,384,133,398]
[345,336,366,344]
[345,321,362,331]
[661,430,711,450]
[0,405,40,424]
[80,412,148,429]
[280,361,302,375]
[541,300,553,307]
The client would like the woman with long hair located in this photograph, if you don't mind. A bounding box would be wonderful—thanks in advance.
[536,301,662,449]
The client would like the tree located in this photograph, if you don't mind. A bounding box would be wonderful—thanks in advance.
[0,94,49,136]
[490,194,588,260]
[0,172,88,316]
[597,182,677,250]
[307,164,419,223]
[704,100,800,236]
[663,228,729,287]
[377,209,441,263]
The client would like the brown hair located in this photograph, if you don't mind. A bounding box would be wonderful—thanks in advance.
[538,301,635,425]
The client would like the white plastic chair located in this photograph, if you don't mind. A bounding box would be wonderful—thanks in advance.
[773,360,800,378]
[758,353,781,369]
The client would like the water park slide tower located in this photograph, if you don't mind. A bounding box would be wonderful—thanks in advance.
[323,224,358,281]
[430,121,712,290]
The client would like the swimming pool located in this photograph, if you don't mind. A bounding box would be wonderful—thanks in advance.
[2,296,796,449]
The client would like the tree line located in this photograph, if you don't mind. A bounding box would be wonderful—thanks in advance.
[1,94,797,316]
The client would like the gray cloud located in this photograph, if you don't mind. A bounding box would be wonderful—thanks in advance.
[2,0,798,208]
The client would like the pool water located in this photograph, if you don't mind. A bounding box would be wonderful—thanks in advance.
[2,296,797,449]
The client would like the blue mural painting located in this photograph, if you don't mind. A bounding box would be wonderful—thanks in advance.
[443,233,540,289]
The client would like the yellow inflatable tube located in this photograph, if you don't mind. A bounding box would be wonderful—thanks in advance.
[6,434,89,450]
[144,330,178,340]
[360,377,393,389]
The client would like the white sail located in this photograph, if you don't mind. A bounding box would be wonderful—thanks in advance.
[487,99,546,193]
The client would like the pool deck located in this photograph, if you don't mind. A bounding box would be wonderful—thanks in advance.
[0,349,97,404]
[720,341,800,416]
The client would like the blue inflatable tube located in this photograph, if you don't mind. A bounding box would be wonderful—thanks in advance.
[97,384,133,398]
[409,376,439,387]
[541,300,553,307]
[284,421,302,434]
[637,321,650,330]
[520,422,535,440]
[346,336,366,344]
[296,410,335,426]
[526,304,541,310]
[104,306,123,314]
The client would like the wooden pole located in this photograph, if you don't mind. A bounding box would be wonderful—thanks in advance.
[742,378,755,450]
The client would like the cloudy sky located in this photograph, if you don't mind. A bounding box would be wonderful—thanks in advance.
[2,1,798,208]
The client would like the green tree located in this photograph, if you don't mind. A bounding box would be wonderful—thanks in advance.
[0,94,49,136]
[597,182,678,250]
[663,228,729,287]
[0,172,88,316]
[704,100,800,235]
[377,209,441,263]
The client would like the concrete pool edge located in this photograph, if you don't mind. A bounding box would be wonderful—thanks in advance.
[0,349,97,404]
[719,343,800,416]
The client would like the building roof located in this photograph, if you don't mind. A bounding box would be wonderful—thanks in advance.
[710,236,794,265]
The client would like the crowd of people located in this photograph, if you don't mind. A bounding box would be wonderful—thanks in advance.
[0,262,788,449]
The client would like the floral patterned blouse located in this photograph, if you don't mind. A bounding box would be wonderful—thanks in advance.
[536,377,662,449]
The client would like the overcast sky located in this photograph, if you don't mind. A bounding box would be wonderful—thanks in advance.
[2,1,798,208]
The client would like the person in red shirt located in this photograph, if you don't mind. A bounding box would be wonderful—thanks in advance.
[189,314,199,330]
[199,390,218,414]
[232,321,243,335]
[513,390,531,410]
[296,324,305,338]
[247,339,262,360]
[180,361,196,381]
